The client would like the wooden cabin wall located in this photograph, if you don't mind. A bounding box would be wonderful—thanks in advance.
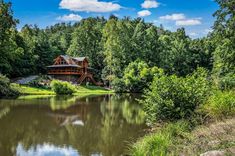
[51,75,79,83]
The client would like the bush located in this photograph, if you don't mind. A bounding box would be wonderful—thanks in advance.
[141,68,210,124]
[111,78,126,93]
[217,73,235,90]
[131,121,191,156]
[202,91,235,119]
[50,80,76,95]
[0,74,19,97]
[112,60,164,93]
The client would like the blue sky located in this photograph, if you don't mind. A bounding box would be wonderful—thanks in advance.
[8,0,218,38]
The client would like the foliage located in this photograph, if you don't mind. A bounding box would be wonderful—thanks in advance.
[212,0,235,85]
[50,80,76,95]
[112,60,164,93]
[213,39,235,78]
[0,74,19,97]
[217,73,235,90]
[131,121,191,156]
[202,91,235,119]
[141,68,210,124]
[0,0,215,81]
[0,0,21,76]
[111,78,126,93]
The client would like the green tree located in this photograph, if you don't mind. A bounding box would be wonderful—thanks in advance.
[67,17,105,79]
[212,0,235,75]
[113,60,164,93]
[141,68,209,123]
[158,28,192,76]
[0,0,20,75]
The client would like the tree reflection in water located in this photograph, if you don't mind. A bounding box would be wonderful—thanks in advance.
[0,94,147,156]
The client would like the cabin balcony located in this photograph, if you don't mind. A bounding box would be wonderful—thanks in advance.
[48,69,83,75]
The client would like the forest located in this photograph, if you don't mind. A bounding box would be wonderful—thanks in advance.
[1,1,234,93]
[1,0,233,88]
[0,0,235,155]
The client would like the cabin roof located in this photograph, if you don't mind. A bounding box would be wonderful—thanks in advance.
[55,55,88,65]
[48,55,89,68]
[60,55,86,64]
[73,57,86,62]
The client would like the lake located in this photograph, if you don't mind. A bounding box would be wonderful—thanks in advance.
[0,94,147,156]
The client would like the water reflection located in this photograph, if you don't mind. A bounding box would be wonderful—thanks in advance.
[17,143,79,156]
[0,94,146,156]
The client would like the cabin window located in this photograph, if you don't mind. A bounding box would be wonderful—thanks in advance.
[59,60,66,65]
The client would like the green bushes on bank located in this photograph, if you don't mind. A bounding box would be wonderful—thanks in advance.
[217,74,235,91]
[131,121,191,156]
[202,91,235,119]
[0,74,19,97]
[112,60,164,93]
[140,68,210,124]
[50,80,76,95]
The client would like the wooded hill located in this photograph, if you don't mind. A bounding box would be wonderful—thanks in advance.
[0,0,234,89]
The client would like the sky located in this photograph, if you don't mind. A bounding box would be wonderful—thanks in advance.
[7,0,219,38]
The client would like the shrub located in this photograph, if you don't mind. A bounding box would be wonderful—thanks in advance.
[0,74,19,97]
[217,73,235,90]
[131,121,191,156]
[202,91,235,119]
[141,68,210,124]
[50,80,76,95]
[112,60,164,93]
[111,78,126,93]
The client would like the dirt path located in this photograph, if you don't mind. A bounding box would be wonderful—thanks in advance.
[15,75,38,85]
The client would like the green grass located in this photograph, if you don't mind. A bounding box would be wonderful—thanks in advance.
[11,83,54,95]
[75,85,113,94]
[130,121,191,156]
[11,83,113,95]
[202,90,235,119]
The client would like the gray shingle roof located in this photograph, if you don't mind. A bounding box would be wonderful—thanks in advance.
[73,57,86,62]
[59,55,87,65]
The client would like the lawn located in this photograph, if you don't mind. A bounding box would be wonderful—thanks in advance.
[11,83,113,95]
[11,84,54,95]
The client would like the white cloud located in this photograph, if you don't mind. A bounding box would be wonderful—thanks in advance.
[16,143,79,156]
[59,0,122,13]
[159,13,186,21]
[176,19,201,26]
[204,28,213,34]
[138,10,152,17]
[189,32,198,36]
[57,14,82,22]
[159,13,202,26]
[141,0,159,9]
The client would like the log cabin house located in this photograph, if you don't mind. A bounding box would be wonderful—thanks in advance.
[47,55,101,85]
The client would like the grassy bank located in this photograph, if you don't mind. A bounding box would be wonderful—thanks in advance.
[131,118,235,156]
[11,83,113,95]
[74,85,113,94]
[131,90,235,156]
[130,121,191,156]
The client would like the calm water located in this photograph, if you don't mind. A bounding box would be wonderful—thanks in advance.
[0,94,147,156]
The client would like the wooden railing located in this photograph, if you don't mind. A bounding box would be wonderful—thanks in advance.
[48,70,82,75]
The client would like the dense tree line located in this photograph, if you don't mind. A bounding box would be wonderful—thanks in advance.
[0,0,234,89]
